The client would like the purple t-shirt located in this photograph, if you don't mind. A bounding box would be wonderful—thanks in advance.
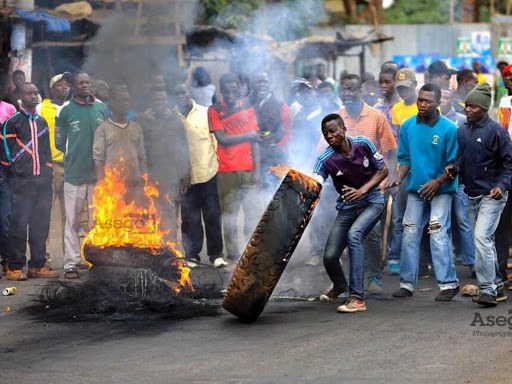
[313,136,385,209]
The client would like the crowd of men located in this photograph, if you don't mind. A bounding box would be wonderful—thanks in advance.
[0,58,511,314]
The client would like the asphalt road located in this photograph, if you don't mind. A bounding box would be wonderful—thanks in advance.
[1,206,511,384]
[1,252,511,384]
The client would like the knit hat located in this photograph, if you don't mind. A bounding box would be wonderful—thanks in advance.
[464,82,492,111]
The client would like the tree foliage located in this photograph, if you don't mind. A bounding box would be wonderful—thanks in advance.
[198,0,325,41]
[199,0,265,30]
[384,0,451,24]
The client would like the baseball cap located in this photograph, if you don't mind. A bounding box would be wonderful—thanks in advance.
[49,72,72,88]
[291,78,313,89]
[428,60,458,76]
[395,68,416,88]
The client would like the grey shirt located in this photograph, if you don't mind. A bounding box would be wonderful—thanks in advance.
[93,120,146,184]
[444,107,467,128]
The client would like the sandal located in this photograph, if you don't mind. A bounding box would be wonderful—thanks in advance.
[64,268,80,279]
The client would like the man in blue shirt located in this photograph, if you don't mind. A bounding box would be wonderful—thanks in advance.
[447,83,512,306]
[313,113,388,313]
[388,83,460,301]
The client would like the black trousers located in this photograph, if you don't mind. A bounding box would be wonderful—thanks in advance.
[495,194,512,279]
[0,181,11,266]
[7,178,52,270]
[181,176,223,262]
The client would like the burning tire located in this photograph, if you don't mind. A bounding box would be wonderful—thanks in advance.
[82,245,190,294]
[222,170,322,322]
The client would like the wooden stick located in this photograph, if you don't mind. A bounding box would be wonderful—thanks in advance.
[382,194,393,261]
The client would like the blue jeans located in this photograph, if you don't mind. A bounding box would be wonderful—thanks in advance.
[468,193,507,296]
[400,193,459,292]
[452,185,475,266]
[388,178,408,262]
[323,202,384,299]
[0,181,10,265]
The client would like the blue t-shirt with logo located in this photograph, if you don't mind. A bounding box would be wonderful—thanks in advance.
[398,114,458,195]
[314,136,385,210]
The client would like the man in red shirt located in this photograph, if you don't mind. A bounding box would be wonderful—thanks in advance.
[208,73,261,262]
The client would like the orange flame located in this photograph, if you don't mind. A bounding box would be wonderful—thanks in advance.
[287,169,321,191]
[269,165,321,191]
[268,164,292,178]
[82,161,192,292]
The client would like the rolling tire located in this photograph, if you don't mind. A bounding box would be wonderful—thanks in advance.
[222,171,321,322]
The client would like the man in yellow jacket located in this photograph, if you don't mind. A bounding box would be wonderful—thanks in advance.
[36,72,71,266]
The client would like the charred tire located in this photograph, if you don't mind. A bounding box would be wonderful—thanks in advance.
[83,245,182,282]
[222,171,321,322]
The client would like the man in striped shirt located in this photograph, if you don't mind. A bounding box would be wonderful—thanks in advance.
[313,113,388,313]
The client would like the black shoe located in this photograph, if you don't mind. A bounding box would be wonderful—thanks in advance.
[477,293,497,307]
[435,286,459,301]
[319,286,348,302]
[496,287,508,303]
[188,255,201,263]
[468,265,476,278]
[393,288,413,298]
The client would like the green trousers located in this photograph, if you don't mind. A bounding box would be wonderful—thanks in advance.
[217,171,262,259]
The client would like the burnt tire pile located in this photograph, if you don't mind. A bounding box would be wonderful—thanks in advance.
[223,170,322,322]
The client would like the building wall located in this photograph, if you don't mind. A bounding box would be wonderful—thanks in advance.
[311,23,491,80]
[6,0,34,9]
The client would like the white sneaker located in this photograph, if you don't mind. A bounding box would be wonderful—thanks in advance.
[213,257,228,268]
[186,260,198,269]
[337,297,366,313]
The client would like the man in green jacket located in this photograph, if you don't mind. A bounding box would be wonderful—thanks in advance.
[55,70,107,279]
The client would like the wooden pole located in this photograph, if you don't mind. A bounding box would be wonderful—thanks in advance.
[134,0,143,36]
[174,0,184,67]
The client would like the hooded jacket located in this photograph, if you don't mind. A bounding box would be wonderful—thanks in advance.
[1,107,53,180]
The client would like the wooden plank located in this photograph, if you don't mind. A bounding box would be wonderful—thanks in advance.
[32,36,185,48]
[118,36,185,45]
[32,40,92,48]
[137,16,179,24]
